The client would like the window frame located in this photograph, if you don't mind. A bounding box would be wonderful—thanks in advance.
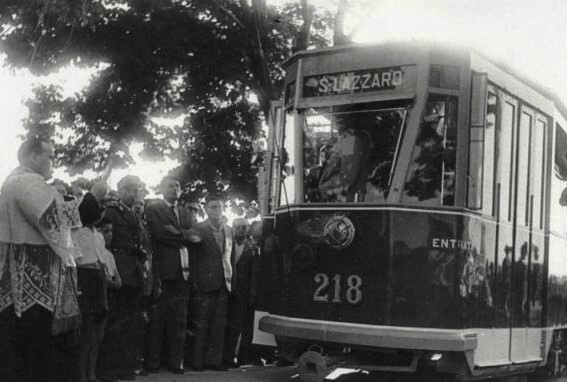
[516,106,534,228]
[495,94,518,223]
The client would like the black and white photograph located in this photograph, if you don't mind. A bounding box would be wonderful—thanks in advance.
[1,1,567,381]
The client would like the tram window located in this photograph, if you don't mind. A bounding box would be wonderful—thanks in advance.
[531,118,546,229]
[402,96,458,206]
[554,125,567,234]
[269,156,280,212]
[302,101,410,203]
[555,125,567,179]
[483,92,498,215]
[279,111,296,206]
[467,90,498,212]
[268,105,283,213]
[517,111,532,227]
[497,101,516,222]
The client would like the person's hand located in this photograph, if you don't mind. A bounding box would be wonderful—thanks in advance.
[183,228,202,243]
[64,255,76,268]
[164,224,181,234]
[153,285,162,300]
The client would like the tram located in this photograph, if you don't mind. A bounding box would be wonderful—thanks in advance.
[255,41,567,381]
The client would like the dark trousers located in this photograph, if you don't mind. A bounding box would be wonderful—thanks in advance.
[77,313,107,382]
[147,277,190,369]
[97,285,144,378]
[224,293,255,364]
[0,305,78,382]
[191,286,229,367]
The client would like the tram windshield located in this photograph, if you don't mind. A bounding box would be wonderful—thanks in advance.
[303,101,410,203]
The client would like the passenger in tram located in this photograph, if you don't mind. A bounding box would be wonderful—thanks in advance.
[318,118,371,202]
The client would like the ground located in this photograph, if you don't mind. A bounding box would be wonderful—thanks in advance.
[135,365,296,382]
[138,366,567,382]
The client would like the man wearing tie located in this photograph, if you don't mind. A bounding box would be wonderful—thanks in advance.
[145,175,197,375]
[191,195,233,371]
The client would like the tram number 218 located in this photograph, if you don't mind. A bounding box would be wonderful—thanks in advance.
[313,273,363,305]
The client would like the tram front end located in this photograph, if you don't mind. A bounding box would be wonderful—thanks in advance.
[261,206,487,380]
[257,42,548,381]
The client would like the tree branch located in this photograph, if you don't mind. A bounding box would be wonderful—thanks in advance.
[209,0,246,29]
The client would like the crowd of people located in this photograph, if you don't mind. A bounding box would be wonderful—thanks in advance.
[0,137,261,382]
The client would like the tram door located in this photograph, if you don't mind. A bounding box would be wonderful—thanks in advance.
[499,93,545,363]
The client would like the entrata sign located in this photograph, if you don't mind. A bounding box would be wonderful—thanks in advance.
[302,65,416,98]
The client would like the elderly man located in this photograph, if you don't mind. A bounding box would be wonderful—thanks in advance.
[145,175,197,375]
[0,137,81,382]
[191,195,234,371]
[224,218,259,368]
[102,175,147,381]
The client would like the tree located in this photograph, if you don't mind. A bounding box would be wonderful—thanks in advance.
[0,0,364,205]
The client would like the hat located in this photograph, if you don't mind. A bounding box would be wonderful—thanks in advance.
[117,175,142,190]
[78,193,104,226]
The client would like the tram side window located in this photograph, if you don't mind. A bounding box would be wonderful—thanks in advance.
[402,96,458,206]
[497,101,516,222]
[267,105,283,213]
[531,118,546,229]
[517,111,533,227]
[467,89,498,211]
[302,101,410,203]
[279,111,296,206]
[483,93,498,215]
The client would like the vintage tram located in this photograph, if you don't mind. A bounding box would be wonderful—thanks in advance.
[255,41,567,381]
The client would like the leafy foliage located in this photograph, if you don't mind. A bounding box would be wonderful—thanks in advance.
[0,0,334,203]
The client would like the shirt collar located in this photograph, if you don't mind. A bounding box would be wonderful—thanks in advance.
[163,199,178,208]
[119,200,133,212]
[207,219,224,232]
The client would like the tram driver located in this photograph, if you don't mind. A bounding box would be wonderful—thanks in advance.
[318,117,371,202]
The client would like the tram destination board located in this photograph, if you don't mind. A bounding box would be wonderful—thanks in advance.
[302,65,416,98]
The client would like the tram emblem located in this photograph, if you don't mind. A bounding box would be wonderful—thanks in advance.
[324,216,355,250]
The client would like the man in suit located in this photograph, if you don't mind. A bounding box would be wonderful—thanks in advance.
[224,218,259,368]
[102,175,147,381]
[191,195,233,371]
[145,175,197,375]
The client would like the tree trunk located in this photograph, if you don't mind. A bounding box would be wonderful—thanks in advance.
[292,0,312,53]
[333,0,351,46]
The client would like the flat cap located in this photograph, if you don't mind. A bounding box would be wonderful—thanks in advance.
[117,175,142,190]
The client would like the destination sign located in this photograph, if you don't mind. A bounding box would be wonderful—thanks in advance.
[302,65,416,98]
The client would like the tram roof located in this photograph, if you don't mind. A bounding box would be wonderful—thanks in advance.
[283,41,567,119]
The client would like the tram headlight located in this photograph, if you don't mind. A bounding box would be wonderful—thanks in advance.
[430,353,443,362]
